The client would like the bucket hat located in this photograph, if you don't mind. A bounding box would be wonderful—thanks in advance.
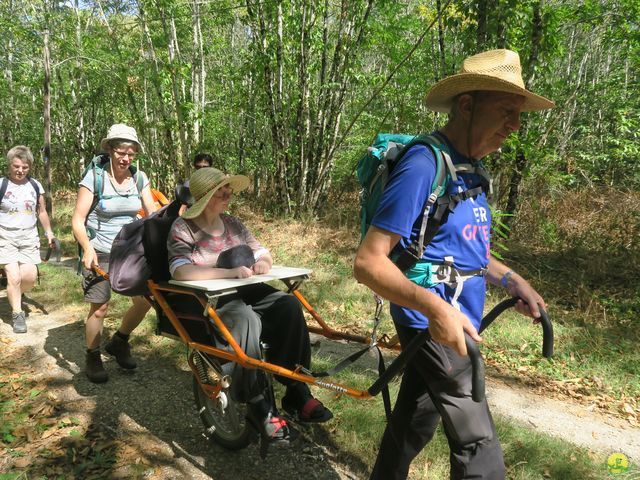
[182,167,250,219]
[100,124,141,152]
[425,49,554,113]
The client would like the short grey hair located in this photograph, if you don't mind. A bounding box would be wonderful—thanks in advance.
[7,145,34,168]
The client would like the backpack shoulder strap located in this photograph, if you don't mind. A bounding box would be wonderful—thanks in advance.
[87,155,110,219]
[0,177,8,204]
[391,134,456,272]
[132,167,144,195]
[0,177,42,213]
[27,177,41,214]
[27,177,40,195]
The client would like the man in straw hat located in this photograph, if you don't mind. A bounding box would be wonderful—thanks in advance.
[354,49,554,479]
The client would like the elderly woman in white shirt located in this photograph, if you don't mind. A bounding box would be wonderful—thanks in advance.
[0,146,55,334]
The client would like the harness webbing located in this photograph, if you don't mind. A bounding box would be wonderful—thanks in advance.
[0,176,41,214]
[391,134,492,273]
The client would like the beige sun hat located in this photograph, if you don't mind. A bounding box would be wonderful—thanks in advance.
[100,123,141,152]
[182,167,250,219]
[425,49,555,113]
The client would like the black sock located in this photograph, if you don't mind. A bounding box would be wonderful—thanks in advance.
[115,330,130,341]
[87,347,100,354]
[285,382,311,406]
[249,397,271,419]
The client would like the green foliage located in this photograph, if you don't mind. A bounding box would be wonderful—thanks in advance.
[0,0,636,214]
[490,207,512,260]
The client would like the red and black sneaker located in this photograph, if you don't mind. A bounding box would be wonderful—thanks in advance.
[282,396,333,423]
[262,412,299,444]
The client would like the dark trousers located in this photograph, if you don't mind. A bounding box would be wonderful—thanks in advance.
[370,323,505,480]
[215,284,311,403]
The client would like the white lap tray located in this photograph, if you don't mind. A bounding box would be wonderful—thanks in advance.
[168,266,312,296]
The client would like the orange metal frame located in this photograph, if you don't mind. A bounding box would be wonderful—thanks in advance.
[147,278,400,401]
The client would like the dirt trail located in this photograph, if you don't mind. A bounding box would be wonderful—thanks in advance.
[311,332,640,465]
[1,291,638,479]
[0,300,362,480]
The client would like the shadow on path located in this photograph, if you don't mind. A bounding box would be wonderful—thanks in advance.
[41,319,366,479]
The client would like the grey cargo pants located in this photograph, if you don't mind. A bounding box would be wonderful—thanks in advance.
[370,323,505,480]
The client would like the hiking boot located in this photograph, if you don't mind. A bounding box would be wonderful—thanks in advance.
[12,311,27,334]
[105,334,137,369]
[85,349,108,383]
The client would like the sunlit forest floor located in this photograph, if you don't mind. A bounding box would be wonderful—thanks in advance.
[1,189,638,479]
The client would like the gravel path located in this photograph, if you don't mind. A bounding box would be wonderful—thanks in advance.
[1,291,638,479]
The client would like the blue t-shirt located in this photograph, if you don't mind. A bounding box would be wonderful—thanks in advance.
[79,167,149,254]
[371,134,491,330]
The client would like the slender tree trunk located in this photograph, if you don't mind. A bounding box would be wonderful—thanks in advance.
[504,0,543,220]
[476,0,488,45]
[43,29,52,216]
[190,0,206,148]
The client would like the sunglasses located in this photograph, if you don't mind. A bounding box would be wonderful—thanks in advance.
[113,150,136,159]
[213,189,234,201]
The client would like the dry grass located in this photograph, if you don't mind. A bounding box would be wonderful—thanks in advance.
[512,184,640,253]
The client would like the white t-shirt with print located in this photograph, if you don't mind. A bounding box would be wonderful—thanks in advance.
[0,178,44,230]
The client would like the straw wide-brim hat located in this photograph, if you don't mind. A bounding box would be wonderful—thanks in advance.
[182,167,250,219]
[425,49,555,113]
[100,123,142,152]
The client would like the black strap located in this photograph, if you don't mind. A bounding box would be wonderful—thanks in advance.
[389,134,492,273]
[374,345,394,425]
[0,177,7,204]
[0,176,41,213]
[310,344,374,378]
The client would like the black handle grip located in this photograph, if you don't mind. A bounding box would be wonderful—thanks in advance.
[478,297,518,334]
[466,333,485,402]
[44,238,61,263]
[479,297,553,358]
[367,329,486,403]
[367,297,552,402]
[538,305,554,358]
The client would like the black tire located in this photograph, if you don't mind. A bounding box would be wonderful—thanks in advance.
[192,356,253,450]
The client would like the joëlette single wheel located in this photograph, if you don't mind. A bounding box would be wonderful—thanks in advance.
[192,353,253,450]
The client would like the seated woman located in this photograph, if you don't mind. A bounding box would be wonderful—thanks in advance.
[167,167,332,445]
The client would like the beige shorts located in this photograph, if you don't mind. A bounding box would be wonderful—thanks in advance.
[0,224,41,265]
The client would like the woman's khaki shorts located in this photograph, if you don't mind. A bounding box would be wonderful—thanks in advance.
[81,253,111,304]
[0,225,41,265]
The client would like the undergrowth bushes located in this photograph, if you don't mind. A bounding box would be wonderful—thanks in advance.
[512,183,640,253]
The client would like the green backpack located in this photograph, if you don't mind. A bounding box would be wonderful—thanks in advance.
[356,132,492,272]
